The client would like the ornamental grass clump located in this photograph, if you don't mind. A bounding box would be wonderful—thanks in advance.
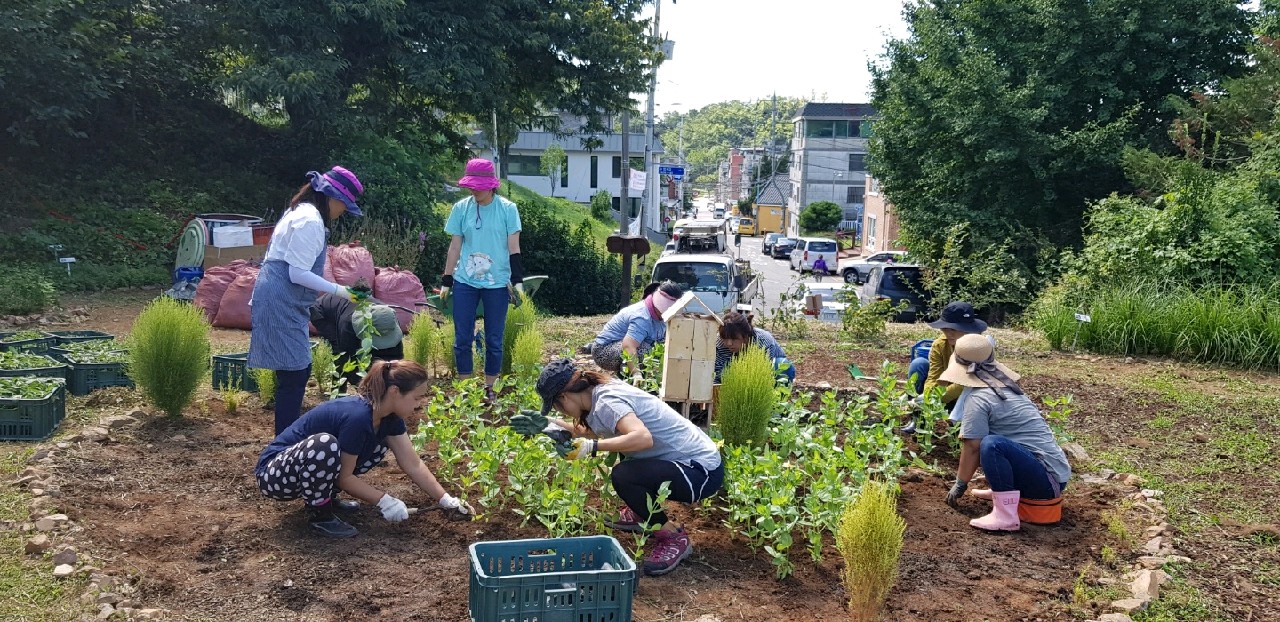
[837,479,906,622]
[253,368,277,406]
[502,294,537,374]
[127,297,210,417]
[716,344,776,446]
[510,328,544,381]
[405,313,442,376]
[311,340,337,395]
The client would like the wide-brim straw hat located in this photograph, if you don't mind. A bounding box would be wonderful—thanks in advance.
[939,333,1020,388]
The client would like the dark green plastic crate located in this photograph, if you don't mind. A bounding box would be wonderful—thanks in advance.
[0,353,67,380]
[47,343,126,365]
[0,332,55,354]
[469,536,636,622]
[64,359,133,396]
[0,381,67,441]
[212,353,259,392]
[48,331,115,346]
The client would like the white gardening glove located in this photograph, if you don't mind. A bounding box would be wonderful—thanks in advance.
[439,493,476,521]
[377,493,410,523]
[333,284,356,302]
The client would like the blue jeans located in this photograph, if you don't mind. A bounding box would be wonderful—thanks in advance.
[452,281,509,377]
[979,435,1060,499]
[908,356,929,394]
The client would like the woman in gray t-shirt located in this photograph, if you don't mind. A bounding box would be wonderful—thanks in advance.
[524,358,723,577]
[940,335,1071,532]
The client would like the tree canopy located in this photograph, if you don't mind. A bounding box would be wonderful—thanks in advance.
[869,0,1252,290]
[656,97,805,187]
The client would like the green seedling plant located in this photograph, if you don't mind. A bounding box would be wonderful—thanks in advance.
[221,384,244,414]
[0,330,46,343]
[0,376,64,399]
[620,343,665,394]
[631,482,673,561]
[0,350,60,370]
[57,340,128,364]
[1043,395,1074,442]
[765,280,810,340]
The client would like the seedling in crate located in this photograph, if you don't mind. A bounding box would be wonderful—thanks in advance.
[0,377,64,399]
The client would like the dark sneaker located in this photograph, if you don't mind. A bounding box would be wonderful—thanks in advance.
[306,502,358,538]
[484,386,497,404]
[606,506,644,533]
[643,528,691,576]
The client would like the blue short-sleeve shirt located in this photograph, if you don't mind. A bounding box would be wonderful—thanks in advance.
[256,396,407,473]
[593,300,666,348]
[445,194,522,289]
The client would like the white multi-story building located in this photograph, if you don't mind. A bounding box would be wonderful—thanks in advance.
[786,102,876,236]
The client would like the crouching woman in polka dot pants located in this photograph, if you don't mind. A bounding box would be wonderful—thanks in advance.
[254,360,473,538]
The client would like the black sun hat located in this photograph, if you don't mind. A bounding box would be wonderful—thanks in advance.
[928,301,988,333]
[536,358,578,417]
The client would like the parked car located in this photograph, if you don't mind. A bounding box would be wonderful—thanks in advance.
[660,241,677,256]
[860,264,928,322]
[790,282,857,320]
[738,217,758,236]
[770,237,797,259]
[713,206,726,219]
[762,233,784,255]
[789,237,839,273]
[839,250,909,284]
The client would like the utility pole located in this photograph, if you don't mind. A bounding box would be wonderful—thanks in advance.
[642,0,663,241]
[677,119,685,216]
[620,111,632,309]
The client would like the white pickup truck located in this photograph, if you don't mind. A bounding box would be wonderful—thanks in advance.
[651,253,759,314]
[838,250,908,284]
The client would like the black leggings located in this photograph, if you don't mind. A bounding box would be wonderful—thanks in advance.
[274,366,311,435]
[611,458,725,526]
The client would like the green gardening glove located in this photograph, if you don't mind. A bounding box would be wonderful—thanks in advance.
[509,410,549,438]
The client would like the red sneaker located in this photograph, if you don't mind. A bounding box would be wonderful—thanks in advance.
[606,506,644,533]
[643,528,691,576]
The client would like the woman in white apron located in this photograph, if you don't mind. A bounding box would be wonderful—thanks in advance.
[249,166,367,434]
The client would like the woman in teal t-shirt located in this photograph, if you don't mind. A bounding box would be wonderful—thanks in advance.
[438,158,524,403]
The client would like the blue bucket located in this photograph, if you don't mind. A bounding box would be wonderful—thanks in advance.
[911,339,934,360]
[174,266,204,283]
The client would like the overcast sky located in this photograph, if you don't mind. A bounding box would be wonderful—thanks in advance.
[648,0,912,114]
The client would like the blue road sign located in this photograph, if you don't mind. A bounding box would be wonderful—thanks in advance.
[658,164,685,180]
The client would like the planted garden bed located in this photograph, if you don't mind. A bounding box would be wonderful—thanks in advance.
[0,376,67,440]
[0,350,67,379]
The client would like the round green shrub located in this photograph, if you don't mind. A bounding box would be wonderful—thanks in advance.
[127,297,211,416]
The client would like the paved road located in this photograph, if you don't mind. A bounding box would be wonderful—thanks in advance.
[735,234,834,315]
[686,203,831,315]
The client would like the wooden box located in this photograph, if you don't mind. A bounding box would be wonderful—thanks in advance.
[658,294,722,407]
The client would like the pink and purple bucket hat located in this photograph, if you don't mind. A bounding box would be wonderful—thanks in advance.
[458,158,501,191]
[307,166,365,216]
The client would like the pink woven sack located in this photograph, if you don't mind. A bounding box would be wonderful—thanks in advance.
[194,260,252,322]
[323,242,375,287]
[212,267,261,330]
[373,267,427,331]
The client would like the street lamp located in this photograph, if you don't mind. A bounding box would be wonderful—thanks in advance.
[832,172,843,205]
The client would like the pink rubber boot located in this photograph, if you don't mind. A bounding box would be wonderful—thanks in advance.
[970,490,1020,531]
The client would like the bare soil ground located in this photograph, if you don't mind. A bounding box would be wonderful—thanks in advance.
[8,297,1279,621]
